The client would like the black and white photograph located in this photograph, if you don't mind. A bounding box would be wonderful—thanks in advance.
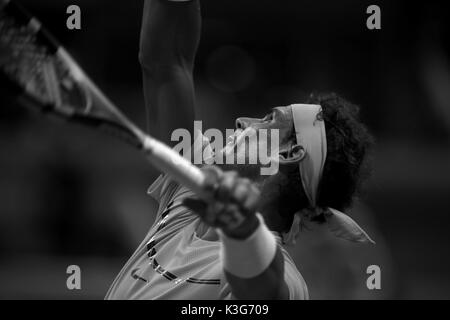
[0,0,449,303]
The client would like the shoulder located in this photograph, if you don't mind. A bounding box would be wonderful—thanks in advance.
[148,174,179,201]
[281,246,309,300]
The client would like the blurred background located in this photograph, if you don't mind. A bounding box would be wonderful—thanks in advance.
[1,0,450,299]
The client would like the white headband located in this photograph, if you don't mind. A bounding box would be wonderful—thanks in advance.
[282,104,375,245]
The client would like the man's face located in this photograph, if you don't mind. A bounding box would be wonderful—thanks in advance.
[214,106,296,179]
[235,105,295,149]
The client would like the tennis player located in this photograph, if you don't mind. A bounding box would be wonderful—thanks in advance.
[105,0,375,300]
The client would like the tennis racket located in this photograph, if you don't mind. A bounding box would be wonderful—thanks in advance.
[0,0,208,198]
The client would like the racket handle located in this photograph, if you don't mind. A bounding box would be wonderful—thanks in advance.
[142,136,208,199]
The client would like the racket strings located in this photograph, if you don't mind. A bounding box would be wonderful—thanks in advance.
[0,10,84,111]
[0,12,52,104]
[0,2,145,148]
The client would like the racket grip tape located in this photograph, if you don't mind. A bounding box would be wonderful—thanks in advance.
[142,136,208,199]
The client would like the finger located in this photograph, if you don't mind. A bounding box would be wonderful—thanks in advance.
[242,183,260,213]
[216,171,238,202]
[216,203,245,229]
[202,165,223,182]
[231,178,252,204]
[201,165,223,196]
[204,201,226,226]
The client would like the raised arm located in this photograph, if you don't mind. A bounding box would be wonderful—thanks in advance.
[139,0,201,146]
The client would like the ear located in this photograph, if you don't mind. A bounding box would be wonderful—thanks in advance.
[279,144,306,166]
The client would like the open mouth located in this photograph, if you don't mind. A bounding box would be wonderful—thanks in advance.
[225,129,240,146]
[226,129,244,148]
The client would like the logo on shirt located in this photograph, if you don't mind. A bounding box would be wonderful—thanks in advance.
[129,212,220,286]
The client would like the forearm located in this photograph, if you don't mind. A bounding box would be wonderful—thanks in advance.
[139,0,200,145]
[139,0,201,71]
[142,65,195,145]
[220,215,289,300]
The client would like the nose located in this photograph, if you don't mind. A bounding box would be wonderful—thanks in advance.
[235,117,260,129]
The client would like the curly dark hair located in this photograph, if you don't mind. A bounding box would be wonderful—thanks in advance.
[278,92,374,230]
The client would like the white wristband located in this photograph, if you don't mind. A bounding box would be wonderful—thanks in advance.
[219,213,277,279]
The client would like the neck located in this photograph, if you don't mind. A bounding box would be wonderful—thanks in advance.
[256,173,294,234]
[260,204,286,234]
